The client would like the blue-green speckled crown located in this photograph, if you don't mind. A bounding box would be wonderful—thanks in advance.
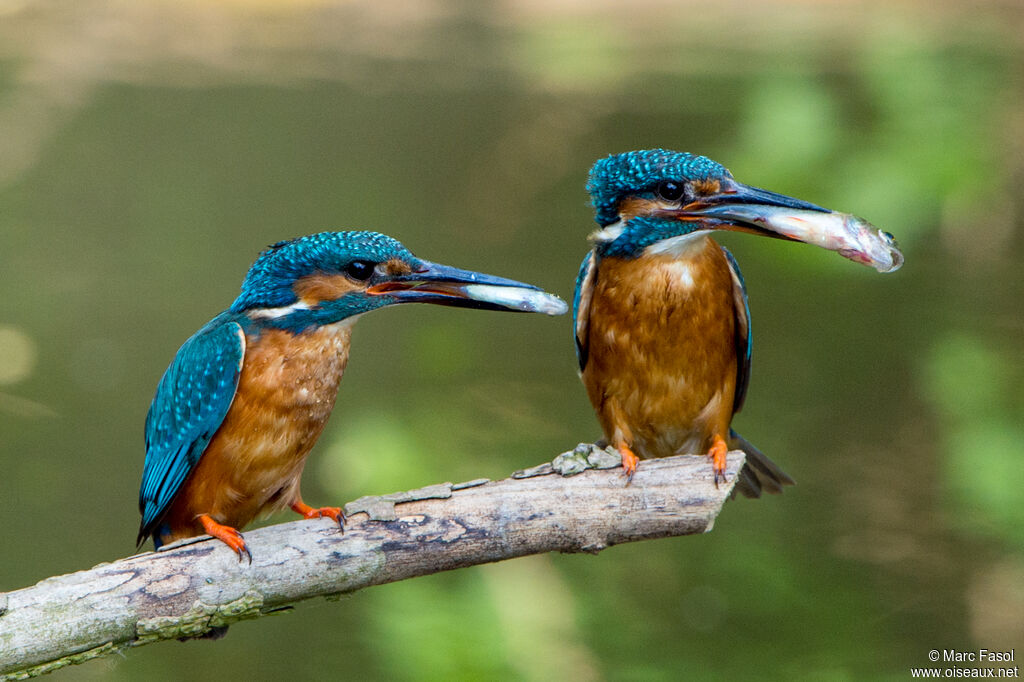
[587,149,730,226]
[231,231,419,311]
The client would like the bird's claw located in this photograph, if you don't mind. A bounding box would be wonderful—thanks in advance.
[709,434,728,488]
[292,502,346,533]
[315,506,346,532]
[199,514,252,564]
[617,444,639,486]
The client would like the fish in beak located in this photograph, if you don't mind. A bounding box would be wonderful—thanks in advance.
[367,261,568,315]
[658,178,904,273]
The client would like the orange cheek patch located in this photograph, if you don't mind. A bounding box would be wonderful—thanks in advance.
[293,273,362,306]
[382,258,414,277]
[691,179,721,196]
[618,197,667,221]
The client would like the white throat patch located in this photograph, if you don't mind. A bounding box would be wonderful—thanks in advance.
[590,219,624,244]
[247,301,312,320]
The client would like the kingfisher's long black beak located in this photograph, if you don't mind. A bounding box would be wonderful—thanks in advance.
[367,260,568,315]
[659,177,903,273]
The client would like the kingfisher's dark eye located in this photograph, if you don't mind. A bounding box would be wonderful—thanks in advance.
[344,260,376,281]
[655,180,686,202]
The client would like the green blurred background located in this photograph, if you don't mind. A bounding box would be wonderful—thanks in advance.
[1,1,1022,679]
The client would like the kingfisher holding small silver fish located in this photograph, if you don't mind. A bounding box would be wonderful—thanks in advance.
[138,231,567,560]
[574,149,902,493]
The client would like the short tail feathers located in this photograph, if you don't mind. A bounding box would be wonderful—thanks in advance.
[728,429,795,499]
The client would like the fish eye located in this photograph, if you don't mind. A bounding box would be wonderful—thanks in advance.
[344,260,376,281]
[655,180,686,202]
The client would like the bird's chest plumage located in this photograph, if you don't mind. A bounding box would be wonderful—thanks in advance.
[237,319,354,432]
[582,235,738,457]
[167,321,354,531]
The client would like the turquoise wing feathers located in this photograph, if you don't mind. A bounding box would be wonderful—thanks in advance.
[137,312,245,544]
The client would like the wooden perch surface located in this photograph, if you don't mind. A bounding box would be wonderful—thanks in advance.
[0,448,744,680]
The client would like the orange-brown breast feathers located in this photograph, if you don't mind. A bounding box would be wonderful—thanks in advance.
[580,234,739,459]
[158,322,354,542]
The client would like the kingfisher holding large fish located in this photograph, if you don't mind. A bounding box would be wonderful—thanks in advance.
[138,231,567,560]
[574,149,902,494]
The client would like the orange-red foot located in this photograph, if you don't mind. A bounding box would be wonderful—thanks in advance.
[708,434,728,487]
[199,514,251,564]
[617,443,640,485]
[291,501,346,532]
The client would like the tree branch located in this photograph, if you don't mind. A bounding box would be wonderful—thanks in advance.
[0,449,744,680]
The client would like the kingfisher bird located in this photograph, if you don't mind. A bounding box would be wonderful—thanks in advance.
[574,149,902,495]
[138,231,567,560]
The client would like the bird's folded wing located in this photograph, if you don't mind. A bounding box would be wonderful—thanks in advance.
[138,313,245,541]
[723,247,752,414]
[573,250,597,372]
